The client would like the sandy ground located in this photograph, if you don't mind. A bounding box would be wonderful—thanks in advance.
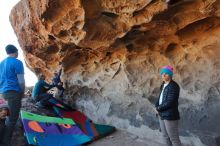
[12,127,163,146]
[88,130,163,146]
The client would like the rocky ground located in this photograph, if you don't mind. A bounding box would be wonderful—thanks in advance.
[87,130,162,146]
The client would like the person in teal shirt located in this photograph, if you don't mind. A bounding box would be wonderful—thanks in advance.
[32,74,54,107]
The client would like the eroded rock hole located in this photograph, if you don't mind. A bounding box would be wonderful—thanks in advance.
[101,12,118,18]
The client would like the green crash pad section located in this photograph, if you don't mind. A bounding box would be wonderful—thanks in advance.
[20,110,74,125]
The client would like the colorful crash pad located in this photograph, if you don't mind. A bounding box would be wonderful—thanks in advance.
[53,106,115,140]
[20,110,91,146]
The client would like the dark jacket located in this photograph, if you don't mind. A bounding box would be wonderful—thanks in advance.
[52,69,62,85]
[155,80,180,120]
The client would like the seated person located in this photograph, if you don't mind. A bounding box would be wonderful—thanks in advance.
[32,74,55,108]
[52,68,65,98]
[0,98,9,143]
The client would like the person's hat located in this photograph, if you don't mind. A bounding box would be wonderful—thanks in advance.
[160,65,173,77]
[5,44,18,54]
[0,98,8,109]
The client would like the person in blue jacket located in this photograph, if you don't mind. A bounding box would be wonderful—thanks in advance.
[155,65,181,146]
[52,68,65,98]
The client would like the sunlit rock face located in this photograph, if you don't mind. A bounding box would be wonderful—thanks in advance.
[10,0,220,145]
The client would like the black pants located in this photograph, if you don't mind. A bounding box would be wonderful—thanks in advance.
[0,119,6,144]
[0,92,22,146]
[56,85,65,97]
[35,93,54,107]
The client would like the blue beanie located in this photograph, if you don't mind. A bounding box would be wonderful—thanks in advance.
[5,44,18,54]
[160,66,173,77]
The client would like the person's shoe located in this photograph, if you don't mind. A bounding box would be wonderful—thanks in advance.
[35,102,45,108]
[30,98,36,104]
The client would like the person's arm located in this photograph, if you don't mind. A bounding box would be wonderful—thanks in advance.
[155,84,163,107]
[58,68,62,77]
[57,68,62,81]
[43,81,55,89]
[156,84,179,112]
[17,74,25,93]
[43,81,51,88]
[155,97,159,107]
[15,61,25,94]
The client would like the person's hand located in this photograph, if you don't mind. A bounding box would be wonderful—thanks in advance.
[153,107,159,116]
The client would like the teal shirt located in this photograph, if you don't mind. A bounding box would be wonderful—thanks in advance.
[32,80,52,98]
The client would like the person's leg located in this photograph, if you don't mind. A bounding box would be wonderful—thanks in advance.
[164,120,181,146]
[159,118,172,146]
[56,85,65,97]
[0,119,6,144]
[2,92,22,146]
[58,86,65,98]
[39,93,53,107]
[33,95,41,102]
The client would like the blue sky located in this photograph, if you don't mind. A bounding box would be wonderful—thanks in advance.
[0,1,37,86]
